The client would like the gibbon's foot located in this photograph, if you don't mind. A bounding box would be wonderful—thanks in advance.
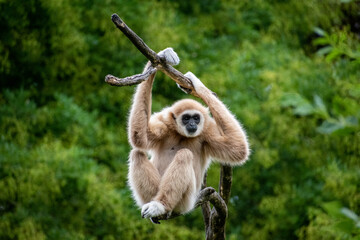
[141,201,166,218]
[150,217,161,224]
[158,47,180,66]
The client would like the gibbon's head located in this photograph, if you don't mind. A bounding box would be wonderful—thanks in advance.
[171,99,208,138]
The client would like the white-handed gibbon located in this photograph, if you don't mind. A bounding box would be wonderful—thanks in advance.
[128,48,250,220]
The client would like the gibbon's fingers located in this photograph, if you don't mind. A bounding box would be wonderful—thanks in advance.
[184,72,206,91]
[158,47,180,66]
[176,82,192,94]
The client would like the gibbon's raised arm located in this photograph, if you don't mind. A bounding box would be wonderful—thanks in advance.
[128,61,156,149]
[184,72,250,165]
[128,48,180,149]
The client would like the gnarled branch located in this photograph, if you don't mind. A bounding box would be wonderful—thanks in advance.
[106,13,199,97]
[105,66,157,86]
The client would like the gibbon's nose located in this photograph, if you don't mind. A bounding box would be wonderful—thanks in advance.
[187,123,197,133]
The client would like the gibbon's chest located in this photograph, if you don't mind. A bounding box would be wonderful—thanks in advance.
[163,136,202,155]
[151,136,203,172]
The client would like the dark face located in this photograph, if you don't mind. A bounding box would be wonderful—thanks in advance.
[182,113,201,134]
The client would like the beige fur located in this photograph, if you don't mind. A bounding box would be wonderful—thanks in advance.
[127,48,250,219]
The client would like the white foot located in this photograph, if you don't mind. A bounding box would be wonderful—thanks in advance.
[158,47,180,66]
[141,201,166,218]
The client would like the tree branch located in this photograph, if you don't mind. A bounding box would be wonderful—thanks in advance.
[105,13,200,97]
[111,14,160,64]
[219,165,233,205]
[149,187,226,224]
[105,66,157,86]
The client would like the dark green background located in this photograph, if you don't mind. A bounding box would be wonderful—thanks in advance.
[1,0,359,239]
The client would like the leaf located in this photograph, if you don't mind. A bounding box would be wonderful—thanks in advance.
[341,208,359,222]
[316,46,333,56]
[313,95,329,119]
[280,93,315,116]
[280,93,305,107]
[325,48,343,62]
[317,116,358,135]
[345,116,358,126]
[317,119,344,134]
[293,103,315,116]
[313,27,327,37]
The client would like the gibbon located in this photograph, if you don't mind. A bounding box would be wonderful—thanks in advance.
[127,48,250,220]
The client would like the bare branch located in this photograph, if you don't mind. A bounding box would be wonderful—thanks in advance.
[195,187,216,208]
[111,14,160,64]
[105,66,157,86]
[106,13,202,97]
[201,173,211,231]
[219,165,233,205]
[148,186,228,225]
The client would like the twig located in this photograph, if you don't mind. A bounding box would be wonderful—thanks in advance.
[105,66,157,86]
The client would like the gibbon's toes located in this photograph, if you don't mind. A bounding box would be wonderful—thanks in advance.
[158,47,180,66]
[141,201,166,218]
[150,217,161,224]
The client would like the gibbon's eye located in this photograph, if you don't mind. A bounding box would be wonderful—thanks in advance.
[182,114,191,124]
[193,114,201,124]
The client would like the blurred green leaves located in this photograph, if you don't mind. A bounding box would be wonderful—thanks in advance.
[281,93,359,135]
[281,93,329,118]
[1,0,360,239]
[313,27,360,64]
[322,202,360,237]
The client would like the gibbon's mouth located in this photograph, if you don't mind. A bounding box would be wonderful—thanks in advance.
[187,129,197,134]
[186,130,198,137]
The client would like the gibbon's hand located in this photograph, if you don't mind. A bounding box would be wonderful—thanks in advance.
[158,48,180,66]
[184,72,207,92]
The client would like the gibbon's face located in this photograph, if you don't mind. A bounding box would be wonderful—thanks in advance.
[176,110,204,138]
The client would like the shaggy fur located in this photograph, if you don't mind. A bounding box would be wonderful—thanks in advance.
[127,48,250,218]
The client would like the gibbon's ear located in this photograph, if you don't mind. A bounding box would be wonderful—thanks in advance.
[172,112,176,120]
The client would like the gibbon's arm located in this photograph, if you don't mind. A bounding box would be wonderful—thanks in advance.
[128,61,156,149]
[185,72,250,165]
[128,48,180,149]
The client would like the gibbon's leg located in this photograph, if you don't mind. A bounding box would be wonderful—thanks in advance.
[141,149,197,218]
[128,149,161,207]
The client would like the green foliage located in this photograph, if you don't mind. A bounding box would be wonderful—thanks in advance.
[1,0,359,239]
[313,27,360,64]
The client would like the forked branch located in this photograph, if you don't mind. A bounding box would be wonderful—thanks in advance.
[106,13,198,97]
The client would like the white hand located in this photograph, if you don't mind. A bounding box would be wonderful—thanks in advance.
[184,71,206,91]
[158,47,180,66]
